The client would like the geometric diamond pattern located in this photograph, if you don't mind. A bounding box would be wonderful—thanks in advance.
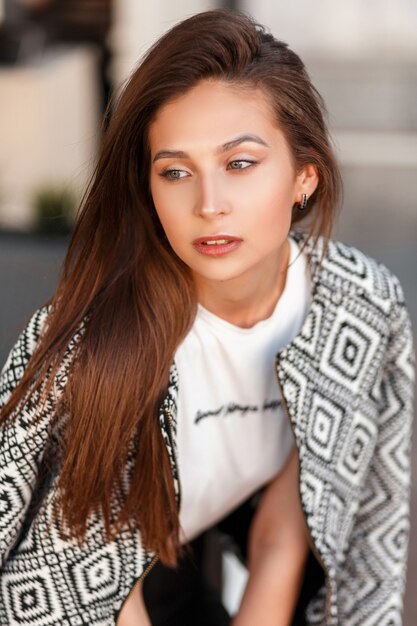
[369,504,410,576]
[0,236,414,625]
[301,470,325,519]
[320,307,381,394]
[69,546,121,606]
[324,492,345,551]
[362,602,403,626]
[2,568,63,625]
[307,395,344,463]
[0,473,26,535]
[336,410,378,487]
[330,321,370,380]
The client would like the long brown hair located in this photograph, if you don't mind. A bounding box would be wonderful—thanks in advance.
[1,9,341,565]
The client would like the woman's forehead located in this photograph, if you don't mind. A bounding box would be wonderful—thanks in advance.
[148,80,279,152]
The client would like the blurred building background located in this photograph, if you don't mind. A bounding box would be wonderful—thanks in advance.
[0,0,416,623]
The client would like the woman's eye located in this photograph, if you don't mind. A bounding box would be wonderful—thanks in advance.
[227,160,255,171]
[159,169,188,181]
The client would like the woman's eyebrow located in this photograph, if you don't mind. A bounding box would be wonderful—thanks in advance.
[153,149,188,163]
[219,134,269,153]
[152,134,269,163]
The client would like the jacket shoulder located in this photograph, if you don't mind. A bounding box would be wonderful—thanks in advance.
[0,305,50,409]
[313,237,406,306]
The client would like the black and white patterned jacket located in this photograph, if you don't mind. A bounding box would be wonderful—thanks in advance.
[0,237,414,625]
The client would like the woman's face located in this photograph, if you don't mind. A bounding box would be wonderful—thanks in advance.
[149,79,317,295]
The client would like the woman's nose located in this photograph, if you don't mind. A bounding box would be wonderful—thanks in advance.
[193,174,230,219]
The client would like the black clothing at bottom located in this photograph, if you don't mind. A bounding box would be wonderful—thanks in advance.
[143,534,231,626]
[142,527,324,626]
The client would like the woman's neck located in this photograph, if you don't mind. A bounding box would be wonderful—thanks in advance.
[194,241,290,328]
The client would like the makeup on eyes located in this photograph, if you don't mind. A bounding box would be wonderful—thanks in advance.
[157,155,261,182]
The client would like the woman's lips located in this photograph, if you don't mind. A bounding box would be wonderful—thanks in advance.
[192,235,243,256]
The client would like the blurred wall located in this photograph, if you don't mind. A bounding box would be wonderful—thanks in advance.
[241,0,417,58]
[110,0,222,89]
[0,46,101,229]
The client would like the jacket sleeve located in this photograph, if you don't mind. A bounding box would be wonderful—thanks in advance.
[337,279,415,624]
[0,307,50,567]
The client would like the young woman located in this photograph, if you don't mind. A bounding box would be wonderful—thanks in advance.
[0,9,414,626]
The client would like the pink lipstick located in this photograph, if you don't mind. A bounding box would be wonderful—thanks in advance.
[192,234,243,256]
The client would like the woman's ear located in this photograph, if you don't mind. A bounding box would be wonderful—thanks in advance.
[295,164,319,202]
